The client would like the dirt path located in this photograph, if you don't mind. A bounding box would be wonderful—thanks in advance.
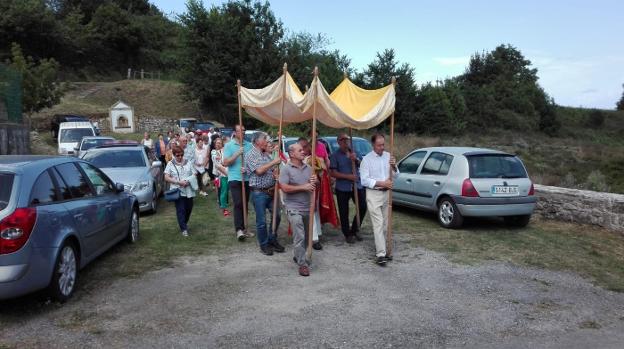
[2,233,624,348]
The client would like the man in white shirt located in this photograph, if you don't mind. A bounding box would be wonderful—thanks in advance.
[359,133,398,266]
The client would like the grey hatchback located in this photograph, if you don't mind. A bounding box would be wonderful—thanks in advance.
[393,147,536,228]
[0,156,139,301]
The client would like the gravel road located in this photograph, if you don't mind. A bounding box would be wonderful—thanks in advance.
[2,232,624,348]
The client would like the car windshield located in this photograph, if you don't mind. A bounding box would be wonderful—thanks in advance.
[195,123,214,130]
[81,138,113,150]
[180,120,195,128]
[83,149,146,168]
[325,138,372,157]
[467,154,528,179]
[0,173,14,211]
[60,128,94,142]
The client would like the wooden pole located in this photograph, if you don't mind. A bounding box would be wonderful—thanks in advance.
[386,76,397,258]
[349,127,361,231]
[272,63,288,235]
[237,79,248,231]
[306,67,319,260]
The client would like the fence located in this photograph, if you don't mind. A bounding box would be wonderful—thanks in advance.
[0,64,22,123]
[127,68,162,80]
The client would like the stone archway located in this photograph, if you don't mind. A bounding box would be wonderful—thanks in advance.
[117,115,129,128]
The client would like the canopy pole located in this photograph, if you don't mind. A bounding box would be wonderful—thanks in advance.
[386,76,397,258]
[306,67,319,260]
[349,127,361,231]
[272,63,288,235]
[237,79,248,232]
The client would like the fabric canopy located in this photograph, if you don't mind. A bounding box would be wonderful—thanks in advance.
[239,72,395,130]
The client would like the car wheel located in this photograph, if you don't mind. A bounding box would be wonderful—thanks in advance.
[126,209,140,243]
[48,242,78,302]
[437,197,463,229]
[149,188,158,213]
[504,214,531,228]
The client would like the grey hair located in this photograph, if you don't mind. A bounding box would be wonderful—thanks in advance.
[288,143,298,155]
[252,131,268,144]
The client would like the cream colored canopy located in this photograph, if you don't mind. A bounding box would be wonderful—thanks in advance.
[239,72,395,130]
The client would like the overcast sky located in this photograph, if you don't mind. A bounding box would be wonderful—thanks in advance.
[153,0,624,109]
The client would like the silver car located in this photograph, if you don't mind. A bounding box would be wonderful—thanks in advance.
[74,136,115,158]
[393,147,536,228]
[81,143,164,213]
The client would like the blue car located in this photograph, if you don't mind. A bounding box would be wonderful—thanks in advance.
[0,156,139,301]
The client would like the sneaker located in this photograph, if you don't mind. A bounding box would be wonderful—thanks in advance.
[376,256,387,266]
[385,255,393,261]
[270,240,285,253]
[298,265,310,277]
[260,245,273,256]
[182,230,189,237]
[236,230,245,241]
[244,230,255,238]
[223,209,230,217]
[312,241,323,250]
[345,235,356,244]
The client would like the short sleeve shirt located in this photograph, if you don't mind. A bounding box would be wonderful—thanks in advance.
[245,146,275,189]
[279,162,312,211]
[223,139,252,181]
[330,150,363,192]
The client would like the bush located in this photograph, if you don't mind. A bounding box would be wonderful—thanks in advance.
[586,109,606,129]
[585,170,610,192]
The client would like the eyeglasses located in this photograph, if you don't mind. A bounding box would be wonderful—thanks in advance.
[339,138,349,141]
[174,154,183,157]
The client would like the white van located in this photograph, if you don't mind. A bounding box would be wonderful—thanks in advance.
[58,121,96,155]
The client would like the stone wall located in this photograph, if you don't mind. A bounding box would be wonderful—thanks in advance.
[90,115,177,135]
[534,184,624,233]
[0,123,30,154]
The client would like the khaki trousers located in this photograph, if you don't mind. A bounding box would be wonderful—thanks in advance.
[366,188,388,257]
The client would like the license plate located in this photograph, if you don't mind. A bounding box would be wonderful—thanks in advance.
[491,185,519,196]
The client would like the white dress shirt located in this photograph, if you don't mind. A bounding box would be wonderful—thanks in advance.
[359,150,399,189]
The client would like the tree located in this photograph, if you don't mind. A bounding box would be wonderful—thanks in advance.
[8,43,63,124]
[617,84,624,111]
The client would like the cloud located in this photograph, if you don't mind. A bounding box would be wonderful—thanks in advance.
[581,88,598,94]
[434,56,471,66]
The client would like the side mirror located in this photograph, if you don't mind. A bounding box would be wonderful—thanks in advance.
[115,182,125,193]
[152,160,162,167]
[74,147,79,151]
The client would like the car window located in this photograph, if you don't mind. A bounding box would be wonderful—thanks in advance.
[81,138,113,151]
[50,167,72,200]
[60,128,95,142]
[55,163,94,199]
[29,170,58,206]
[353,139,372,157]
[0,173,14,211]
[82,149,146,168]
[467,154,528,179]
[79,163,115,195]
[399,151,427,174]
[421,152,454,175]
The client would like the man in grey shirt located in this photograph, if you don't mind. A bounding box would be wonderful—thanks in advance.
[279,143,318,277]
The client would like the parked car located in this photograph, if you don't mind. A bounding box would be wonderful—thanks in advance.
[177,118,197,134]
[193,121,215,133]
[51,114,100,139]
[57,121,97,156]
[81,142,164,213]
[74,136,115,158]
[392,147,536,228]
[0,156,139,301]
[319,136,372,159]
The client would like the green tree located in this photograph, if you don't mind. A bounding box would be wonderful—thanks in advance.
[617,84,624,111]
[8,43,63,125]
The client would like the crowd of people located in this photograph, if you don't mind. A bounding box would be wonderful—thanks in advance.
[140,125,397,276]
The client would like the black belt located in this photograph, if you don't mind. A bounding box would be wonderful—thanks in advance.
[368,187,388,192]
[251,186,275,193]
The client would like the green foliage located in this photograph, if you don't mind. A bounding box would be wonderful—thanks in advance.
[617,84,624,111]
[585,170,610,192]
[587,109,606,129]
[8,43,63,116]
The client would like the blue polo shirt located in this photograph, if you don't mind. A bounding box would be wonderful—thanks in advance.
[223,138,252,181]
[330,149,363,192]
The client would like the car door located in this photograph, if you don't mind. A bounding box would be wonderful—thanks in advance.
[393,151,427,206]
[27,169,69,249]
[78,162,125,240]
[54,162,108,260]
[413,152,454,208]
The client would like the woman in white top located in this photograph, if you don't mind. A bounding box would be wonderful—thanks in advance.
[211,137,230,216]
[141,132,154,149]
[194,138,209,196]
[164,146,198,237]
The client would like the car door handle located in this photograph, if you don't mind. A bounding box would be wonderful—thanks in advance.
[406,179,412,183]
[73,213,83,219]
[434,181,441,186]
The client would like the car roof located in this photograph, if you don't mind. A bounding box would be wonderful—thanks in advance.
[59,121,93,128]
[0,156,80,175]
[81,136,114,141]
[320,136,368,141]
[412,147,511,157]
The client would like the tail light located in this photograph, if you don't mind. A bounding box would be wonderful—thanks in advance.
[461,178,479,197]
[528,182,535,196]
[0,208,37,255]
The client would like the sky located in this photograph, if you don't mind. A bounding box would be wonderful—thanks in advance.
[153,0,624,109]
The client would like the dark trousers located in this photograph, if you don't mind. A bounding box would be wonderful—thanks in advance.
[336,188,367,237]
[174,196,194,231]
[229,180,250,231]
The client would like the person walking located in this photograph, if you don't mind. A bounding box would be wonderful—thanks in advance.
[141,132,154,150]
[330,133,367,244]
[246,132,285,256]
[155,133,168,164]
[164,146,198,237]
[280,143,318,276]
[211,137,230,216]
[223,124,253,241]
[193,138,209,196]
[359,133,399,266]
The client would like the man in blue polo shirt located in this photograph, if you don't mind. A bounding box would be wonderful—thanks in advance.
[223,124,253,241]
[329,133,367,244]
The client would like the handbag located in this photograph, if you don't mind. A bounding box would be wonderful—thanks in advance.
[164,188,181,202]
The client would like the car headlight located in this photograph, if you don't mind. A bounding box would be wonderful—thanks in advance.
[131,181,150,193]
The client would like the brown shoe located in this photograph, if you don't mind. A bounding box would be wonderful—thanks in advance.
[298,265,310,276]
